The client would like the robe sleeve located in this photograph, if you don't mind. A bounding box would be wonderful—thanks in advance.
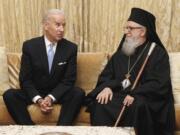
[131,46,172,99]
[87,53,122,99]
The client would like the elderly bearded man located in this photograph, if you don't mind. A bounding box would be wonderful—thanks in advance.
[86,8,175,135]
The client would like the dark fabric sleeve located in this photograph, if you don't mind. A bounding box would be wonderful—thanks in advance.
[19,42,40,99]
[131,47,171,99]
[87,54,122,99]
[50,46,77,100]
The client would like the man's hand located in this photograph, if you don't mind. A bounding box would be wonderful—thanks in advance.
[123,95,134,107]
[96,87,113,104]
[44,96,53,107]
[37,98,47,112]
[37,96,53,114]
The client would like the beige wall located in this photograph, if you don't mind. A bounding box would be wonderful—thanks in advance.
[0,0,179,53]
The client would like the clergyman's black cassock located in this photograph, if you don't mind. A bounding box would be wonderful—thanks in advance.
[87,41,175,135]
[86,7,175,135]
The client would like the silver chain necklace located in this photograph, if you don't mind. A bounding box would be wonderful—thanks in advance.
[122,42,149,89]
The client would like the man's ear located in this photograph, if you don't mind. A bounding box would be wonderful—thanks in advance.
[43,22,49,31]
[140,28,147,37]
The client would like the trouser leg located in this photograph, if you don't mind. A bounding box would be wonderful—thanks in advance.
[3,89,34,125]
[57,87,85,125]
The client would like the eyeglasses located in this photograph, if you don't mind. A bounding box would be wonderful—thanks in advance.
[124,26,143,31]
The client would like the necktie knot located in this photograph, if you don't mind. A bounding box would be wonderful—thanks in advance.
[48,43,55,73]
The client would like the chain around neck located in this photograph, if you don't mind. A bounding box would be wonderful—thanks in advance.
[127,42,149,76]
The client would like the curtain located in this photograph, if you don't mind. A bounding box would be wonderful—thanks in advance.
[0,0,179,53]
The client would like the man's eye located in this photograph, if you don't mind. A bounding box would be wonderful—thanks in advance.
[56,23,60,26]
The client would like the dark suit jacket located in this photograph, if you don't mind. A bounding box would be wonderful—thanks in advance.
[19,36,77,101]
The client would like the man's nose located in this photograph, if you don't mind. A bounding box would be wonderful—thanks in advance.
[58,25,64,32]
[124,27,132,34]
[124,30,128,34]
[124,30,131,36]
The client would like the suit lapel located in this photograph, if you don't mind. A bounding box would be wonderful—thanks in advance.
[39,36,49,74]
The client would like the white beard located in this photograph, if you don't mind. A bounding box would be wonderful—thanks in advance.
[121,37,141,56]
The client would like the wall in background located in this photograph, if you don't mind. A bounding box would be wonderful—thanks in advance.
[0,0,179,53]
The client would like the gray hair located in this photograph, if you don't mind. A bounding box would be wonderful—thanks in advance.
[42,9,65,23]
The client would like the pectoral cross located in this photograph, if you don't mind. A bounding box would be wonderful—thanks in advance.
[121,73,131,90]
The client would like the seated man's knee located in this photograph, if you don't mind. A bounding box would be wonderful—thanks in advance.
[74,87,85,98]
[3,89,16,101]
[134,97,148,110]
[93,100,106,110]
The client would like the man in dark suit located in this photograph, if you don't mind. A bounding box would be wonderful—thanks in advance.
[3,9,85,125]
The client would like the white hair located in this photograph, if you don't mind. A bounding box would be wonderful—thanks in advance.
[42,9,65,23]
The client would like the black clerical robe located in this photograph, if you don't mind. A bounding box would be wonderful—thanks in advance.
[87,41,175,135]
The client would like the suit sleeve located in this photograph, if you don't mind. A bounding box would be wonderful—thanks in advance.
[19,42,40,100]
[50,45,77,100]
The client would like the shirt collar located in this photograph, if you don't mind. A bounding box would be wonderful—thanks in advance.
[44,36,57,48]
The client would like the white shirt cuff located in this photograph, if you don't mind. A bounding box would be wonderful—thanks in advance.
[32,95,42,103]
[48,94,56,102]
